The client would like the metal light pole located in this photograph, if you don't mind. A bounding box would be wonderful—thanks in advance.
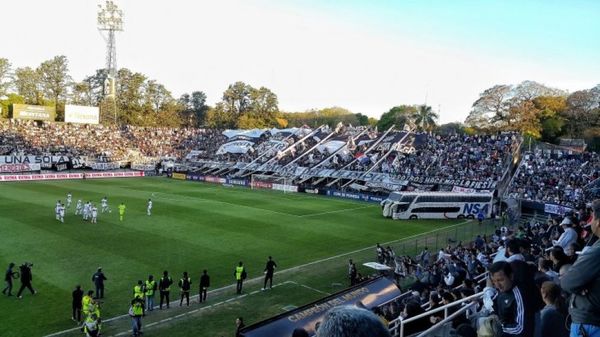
[97,0,123,124]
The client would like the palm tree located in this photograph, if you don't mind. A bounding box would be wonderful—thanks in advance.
[412,105,439,131]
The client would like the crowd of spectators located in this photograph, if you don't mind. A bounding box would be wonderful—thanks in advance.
[0,119,216,162]
[508,149,600,208]
[352,202,600,337]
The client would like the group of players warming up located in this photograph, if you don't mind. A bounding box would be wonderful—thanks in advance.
[54,192,153,223]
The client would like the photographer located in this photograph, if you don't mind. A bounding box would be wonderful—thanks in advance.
[2,262,16,296]
[16,262,36,298]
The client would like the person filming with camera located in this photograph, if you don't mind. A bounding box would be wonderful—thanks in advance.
[16,262,36,298]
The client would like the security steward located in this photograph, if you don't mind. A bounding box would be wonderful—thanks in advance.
[159,270,173,309]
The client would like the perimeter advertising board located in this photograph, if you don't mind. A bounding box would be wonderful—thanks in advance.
[12,104,56,121]
[64,105,100,124]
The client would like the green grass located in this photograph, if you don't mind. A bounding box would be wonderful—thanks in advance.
[0,177,480,337]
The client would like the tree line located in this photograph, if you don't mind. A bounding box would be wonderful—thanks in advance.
[0,56,374,129]
[465,80,600,149]
[1,56,598,149]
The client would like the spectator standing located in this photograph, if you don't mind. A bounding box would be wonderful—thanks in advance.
[488,261,536,337]
[92,267,107,299]
[535,281,568,337]
[561,199,600,337]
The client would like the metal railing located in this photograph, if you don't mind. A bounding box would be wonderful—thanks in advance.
[388,291,484,337]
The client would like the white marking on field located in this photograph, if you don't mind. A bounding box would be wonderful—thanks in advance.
[298,205,375,217]
[153,191,300,217]
[288,281,332,296]
[44,220,471,337]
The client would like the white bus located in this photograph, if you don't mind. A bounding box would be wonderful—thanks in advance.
[381,191,493,220]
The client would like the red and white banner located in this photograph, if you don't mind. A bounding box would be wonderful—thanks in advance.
[0,163,41,173]
[0,171,144,182]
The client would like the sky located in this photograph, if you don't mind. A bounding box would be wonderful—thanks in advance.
[2,0,599,123]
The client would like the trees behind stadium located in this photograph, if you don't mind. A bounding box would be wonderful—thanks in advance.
[1,56,598,148]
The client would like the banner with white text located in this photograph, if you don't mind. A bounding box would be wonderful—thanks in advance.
[64,105,100,124]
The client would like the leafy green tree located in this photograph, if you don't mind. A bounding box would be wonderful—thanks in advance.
[71,81,94,106]
[413,105,438,131]
[355,113,369,126]
[0,94,25,118]
[0,58,12,98]
[533,96,566,142]
[377,105,417,131]
[83,69,110,105]
[562,87,600,137]
[37,55,72,105]
[436,122,465,135]
[14,67,42,104]
[465,84,512,128]
[248,86,279,127]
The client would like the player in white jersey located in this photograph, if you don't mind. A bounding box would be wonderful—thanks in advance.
[75,200,83,215]
[147,199,153,216]
[101,197,109,213]
[91,205,98,224]
[66,193,72,208]
[58,204,65,223]
[55,202,61,221]
[83,202,91,221]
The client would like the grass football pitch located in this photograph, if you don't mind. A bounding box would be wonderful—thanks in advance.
[0,177,474,337]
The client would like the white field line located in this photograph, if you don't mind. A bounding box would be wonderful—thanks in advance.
[109,281,294,337]
[154,191,375,218]
[44,220,471,337]
[298,205,376,217]
[153,192,300,217]
[288,281,332,296]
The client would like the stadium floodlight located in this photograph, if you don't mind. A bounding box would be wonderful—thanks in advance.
[97,0,123,123]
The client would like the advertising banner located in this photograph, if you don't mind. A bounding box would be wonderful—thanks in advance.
[0,163,41,173]
[0,155,69,168]
[85,171,144,179]
[240,277,401,337]
[90,162,120,170]
[0,171,144,182]
[172,172,187,180]
[12,104,56,121]
[64,105,100,124]
[544,203,573,215]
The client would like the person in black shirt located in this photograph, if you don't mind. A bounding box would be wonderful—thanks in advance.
[92,267,107,299]
[178,271,191,306]
[16,263,35,298]
[159,270,173,309]
[2,262,15,296]
[262,256,277,290]
[489,261,536,337]
[72,285,84,322]
[199,270,210,303]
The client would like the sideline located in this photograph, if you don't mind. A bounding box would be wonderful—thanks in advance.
[43,219,472,337]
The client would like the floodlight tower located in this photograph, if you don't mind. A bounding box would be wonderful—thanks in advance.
[97,0,123,123]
